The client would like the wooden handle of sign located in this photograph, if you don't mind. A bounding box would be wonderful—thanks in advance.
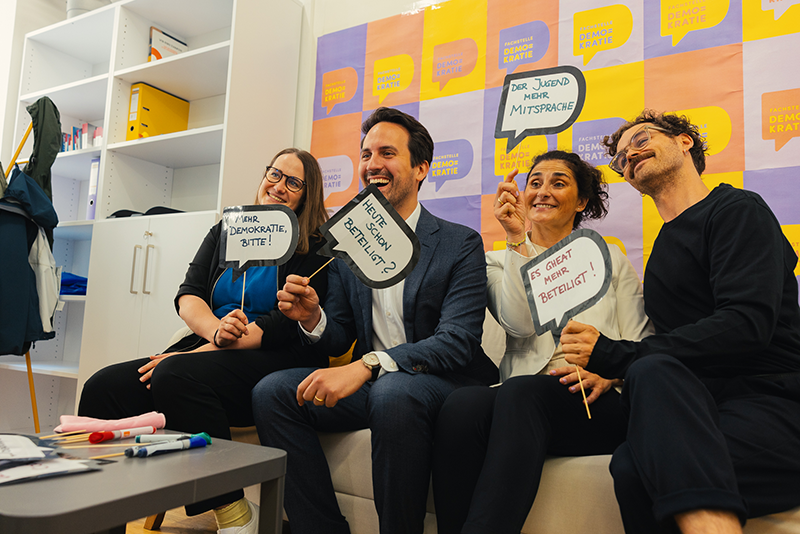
[89,452,126,460]
[6,122,33,178]
[575,366,592,419]
[241,270,247,311]
[308,257,334,281]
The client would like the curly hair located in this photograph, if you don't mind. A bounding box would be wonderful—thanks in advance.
[527,150,608,229]
[602,109,708,176]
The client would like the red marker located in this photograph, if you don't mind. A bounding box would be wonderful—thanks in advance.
[89,426,157,444]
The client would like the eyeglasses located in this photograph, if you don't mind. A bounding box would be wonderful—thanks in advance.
[264,166,306,193]
[608,125,669,175]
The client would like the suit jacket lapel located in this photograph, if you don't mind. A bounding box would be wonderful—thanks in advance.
[402,207,439,343]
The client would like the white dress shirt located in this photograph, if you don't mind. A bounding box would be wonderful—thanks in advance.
[302,202,422,377]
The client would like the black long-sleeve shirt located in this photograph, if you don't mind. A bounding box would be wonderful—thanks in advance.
[589,184,800,379]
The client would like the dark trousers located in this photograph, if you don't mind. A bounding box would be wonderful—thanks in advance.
[251,367,480,534]
[78,343,326,515]
[432,374,627,534]
[610,354,800,533]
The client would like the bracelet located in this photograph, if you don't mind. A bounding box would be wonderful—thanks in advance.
[213,328,221,347]
[506,236,526,249]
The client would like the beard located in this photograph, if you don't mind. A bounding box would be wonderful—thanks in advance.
[626,149,683,197]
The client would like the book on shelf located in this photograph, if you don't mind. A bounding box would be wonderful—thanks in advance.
[126,82,190,141]
[86,157,100,220]
[149,26,188,62]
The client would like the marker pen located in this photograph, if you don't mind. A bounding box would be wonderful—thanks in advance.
[135,432,211,444]
[89,426,157,444]
[125,435,208,458]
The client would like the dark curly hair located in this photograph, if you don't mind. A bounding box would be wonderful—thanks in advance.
[527,150,608,229]
[602,109,708,175]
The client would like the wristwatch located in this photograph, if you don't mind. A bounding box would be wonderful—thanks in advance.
[362,352,381,381]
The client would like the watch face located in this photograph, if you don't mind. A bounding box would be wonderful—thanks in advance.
[363,353,380,367]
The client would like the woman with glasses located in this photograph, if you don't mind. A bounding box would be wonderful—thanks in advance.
[432,150,653,534]
[78,148,329,533]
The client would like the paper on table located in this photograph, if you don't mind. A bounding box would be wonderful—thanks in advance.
[0,458,95,485]
[0,435,45,462]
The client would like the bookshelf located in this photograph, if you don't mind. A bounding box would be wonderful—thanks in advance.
[3,0,303,428]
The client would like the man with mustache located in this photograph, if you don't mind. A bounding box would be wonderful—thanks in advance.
[561,110,800,533]
[253,107,498,534]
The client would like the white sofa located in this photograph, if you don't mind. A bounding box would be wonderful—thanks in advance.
[309,312,800,534]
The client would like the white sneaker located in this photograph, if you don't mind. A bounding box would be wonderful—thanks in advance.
[218,500,259,534]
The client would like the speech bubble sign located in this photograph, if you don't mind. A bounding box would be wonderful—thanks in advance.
[520,229,612,338]
[762,89,800,151]
[573,5,632,65]
[318,184,421,289]
[319,155,354,200]
[495,66,586,153]
[660,0,729,46]
[432,38,479,91]
[220,205,299,281]
[762,0,800,20]
[321,67,358,115]
[674,106,731,156]
[498,21,549,75]
[373,54,415,104]
[429,139,474,192]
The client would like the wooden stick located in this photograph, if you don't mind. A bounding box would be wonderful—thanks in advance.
[575,366,592,419]
[89,452,126,460]
[64,445,130,450]
[40,430,89,439]
[241,270,247,311]
[308,257,334,281]
[24,351,40,433]
[6,122,33,178]
[60,436,91,443]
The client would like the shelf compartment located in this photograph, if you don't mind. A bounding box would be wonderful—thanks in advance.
[53,148,103,181]
[20,75,108,123]
[54,221,94,241]
[0,356,79,379]
[114,41,230,101]
[107,124,223,168]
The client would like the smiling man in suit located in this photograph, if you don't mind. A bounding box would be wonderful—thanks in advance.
[252,107,498,534]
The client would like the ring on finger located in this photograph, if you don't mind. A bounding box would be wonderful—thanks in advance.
[314,396,324,403]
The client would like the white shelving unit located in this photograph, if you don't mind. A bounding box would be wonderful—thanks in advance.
[2,0,303,430]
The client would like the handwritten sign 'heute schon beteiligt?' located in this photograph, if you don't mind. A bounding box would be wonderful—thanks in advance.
[520,229,611,339]
[318,184,420,289]
[219,205,299,281]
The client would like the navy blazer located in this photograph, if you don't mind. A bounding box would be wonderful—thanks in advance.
[315,206,498,385]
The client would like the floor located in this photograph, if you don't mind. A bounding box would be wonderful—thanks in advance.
[126,508,217,534]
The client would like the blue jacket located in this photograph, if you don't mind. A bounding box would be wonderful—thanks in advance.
[315,206,498,384]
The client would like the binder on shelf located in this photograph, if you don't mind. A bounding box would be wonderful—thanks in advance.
[149,26,188,62]
[86,157,100,220]
[126,82,190,141]
[81,123,89,148]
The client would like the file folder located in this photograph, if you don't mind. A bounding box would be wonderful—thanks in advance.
[126,82,189,141]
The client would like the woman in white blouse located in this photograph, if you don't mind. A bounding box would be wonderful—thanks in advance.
[432,150,653,534]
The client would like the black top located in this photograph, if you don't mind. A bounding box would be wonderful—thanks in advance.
[174,221,329,351]
[591,184,800,379]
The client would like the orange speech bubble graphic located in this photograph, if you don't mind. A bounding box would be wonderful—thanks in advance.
[432,39,479,91]
[762,88,800,151]
[321,67,358,115]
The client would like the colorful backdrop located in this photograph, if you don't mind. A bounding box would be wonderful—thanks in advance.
[310,0,800,286]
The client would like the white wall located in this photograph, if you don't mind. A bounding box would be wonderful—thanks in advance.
[292,0,439,149]
[0,0,65,167]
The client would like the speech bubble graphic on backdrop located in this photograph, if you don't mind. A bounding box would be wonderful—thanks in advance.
[220,205,299,281]
[762,0,800,20]
[429,139,474,192]
[432,39,479,91]
[660,0,729,46]
[573,5,632,65]
[572,118,625,166]
[319,155,354,200]
[498,21,549,75]
[373,54,415,103]
[321,67,358,115]
[318,184,420,289]
[520,229,612,338]
[673,106,731,156]
[782,224,800,276]
[762,89,800,151]
[495,66,586,153]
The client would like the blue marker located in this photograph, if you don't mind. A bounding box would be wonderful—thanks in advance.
[135,432,211,444]
[125,435,207,457]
